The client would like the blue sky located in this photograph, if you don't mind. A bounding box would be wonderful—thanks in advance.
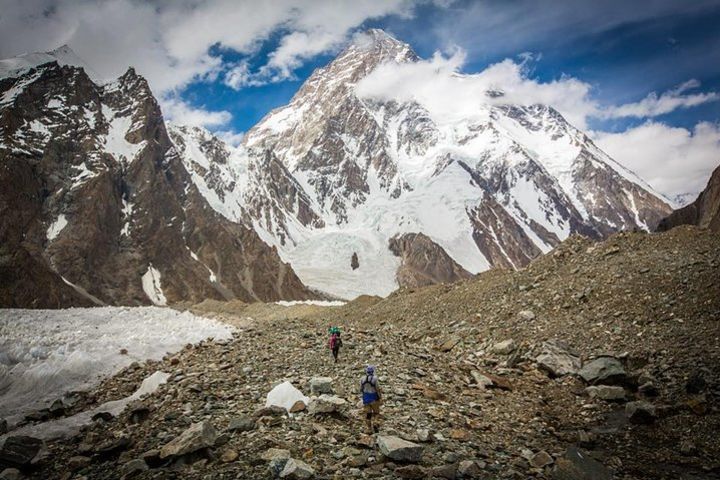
[1,0,719,199]
[177,0,720,134]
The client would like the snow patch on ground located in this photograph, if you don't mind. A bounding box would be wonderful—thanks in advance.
[0,307,233,428]
[2,371,170,442]
[141,265,167,306]
[47,214,68,241]
[275,300,346,307]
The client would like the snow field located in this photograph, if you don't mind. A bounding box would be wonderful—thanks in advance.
[0,307,234,426]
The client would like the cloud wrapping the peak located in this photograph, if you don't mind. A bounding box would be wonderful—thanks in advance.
[162,97,232,128]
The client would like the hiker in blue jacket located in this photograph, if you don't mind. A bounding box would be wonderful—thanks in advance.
[360,365,382,434]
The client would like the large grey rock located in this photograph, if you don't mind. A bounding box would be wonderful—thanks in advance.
[536,341,582,377]
[625,401,657,424]
[0,468,22,480]
[578,357,627,385]
[308,395,347,415]
[279,458,315,479]
[377,435,424,463]
[159,421,217,459]
[309,377,334,395]
[227,416,256,432]
[552,447,612,480]
[0,436,44,468]
[586,385,626,402]
[263,449,291,477]
[457,460,482,477]
[121,459,148,478]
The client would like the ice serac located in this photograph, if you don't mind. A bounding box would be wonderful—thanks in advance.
[657,163,720,232]
[0,48,316,307]
[216,28,671,299]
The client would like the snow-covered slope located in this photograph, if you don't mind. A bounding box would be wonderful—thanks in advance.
[172,29,672,299]
[0,45,102,83]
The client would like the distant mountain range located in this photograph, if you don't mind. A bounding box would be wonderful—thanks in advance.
[0,30,674,306]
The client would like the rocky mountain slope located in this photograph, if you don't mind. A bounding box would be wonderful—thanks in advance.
[172,29,672,299]
[657,162,720,232]
[6,226,718,479]
[0,48,315,308]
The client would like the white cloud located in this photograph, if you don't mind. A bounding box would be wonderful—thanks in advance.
[593,122,720,202]
[604,80,719,119]
[0,0,423,94]
[162,97,232,128]
[215,130,246,147]
[356,48,598,129]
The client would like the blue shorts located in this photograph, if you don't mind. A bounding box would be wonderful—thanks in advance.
[363,392,379,405]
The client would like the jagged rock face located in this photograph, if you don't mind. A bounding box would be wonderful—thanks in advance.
[388,233,473,288]
[657,163,720,232]
[0,57,315,307]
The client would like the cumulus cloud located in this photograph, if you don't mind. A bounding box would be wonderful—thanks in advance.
[161,97,232,128]
[604,80,719,119]
[215,130,246,147]
[0,0,421,94]
[356,48,598,128]
[593,122,720,203]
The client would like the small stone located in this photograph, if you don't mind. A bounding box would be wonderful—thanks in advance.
[450,429,471,441]
[530,451,554,468]
[625,401,657,424]
[415,429,432,443]
[376,435,424,463]
[254,405,288,418]
[430,463,457,479]
[491,339,516,355]
[536,341,581,377]
[220,449,239,463]
[289,400,306,413]
[263,449,291,476]
[685,371,706,394]
[518,310,535,321]
[436,336,462,352]
[679,440,696,456]
[227,416,255,432]
[394,465,426,479]
[120,459,148,478]
[279,458,315,479]
[585,385,626,402]
[119,348,128,355]
[638,382,659,397]
[457,460,481,477]
[68,455,91,471]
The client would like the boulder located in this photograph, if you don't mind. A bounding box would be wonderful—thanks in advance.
[279,458,315,479]
[227,416,256,432]
[625,401,657,424]
[308,395,347,415]
[394,464,426,478]
[457,460,482,477]
[536,341,582,377]
[376,435,424,463]
[0,469,22,480]
[530,451,554,468]
[578,357,627,385]
[0,436,44,468]
[120,459,148,478]
[159,422,218,459]
[585,385,626,402]
[491,339,517,355]
[263,449,291,477]
[309,377,334,395]
[266,381,309,413]
[552,447,612,480]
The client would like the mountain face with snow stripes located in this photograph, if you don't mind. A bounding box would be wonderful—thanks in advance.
[170,29,672,299]
[1,30,672,305]
[0,50,314,307]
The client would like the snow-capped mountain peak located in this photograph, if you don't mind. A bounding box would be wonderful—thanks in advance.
[0,44,103,83]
